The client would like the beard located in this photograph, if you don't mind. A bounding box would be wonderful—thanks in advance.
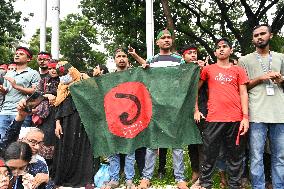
[254,39,270,49]
[40,65,48,69]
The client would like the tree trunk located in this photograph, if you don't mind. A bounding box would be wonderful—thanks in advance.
[161,0,176,52]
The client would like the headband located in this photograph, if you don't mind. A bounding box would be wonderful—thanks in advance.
[157,29,172,40]
[38,54,51,59]
[16,49,32,59]
[183,48,197,56]
[47,63,57,69]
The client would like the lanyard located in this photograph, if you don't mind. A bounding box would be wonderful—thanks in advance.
[255,51,272,73]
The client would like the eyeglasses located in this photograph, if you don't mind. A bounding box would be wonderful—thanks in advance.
[25,139,44,146]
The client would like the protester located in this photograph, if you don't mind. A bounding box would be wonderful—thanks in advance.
[0,65,7,111]
[0,47,40,142]
[92,64,109,77]
[34,61,60,170]
[195,38,249,189]
[4,141,32,189]
[180,44,206,184]
[100,49,136,189]
[21,128,53,189]
[51,61,94,187]
[0,159,9,189]
[4,141,52,189]
[7,64,16,72]
[239,24,284,189]
[138,29,188,189]
[37,52,52,79]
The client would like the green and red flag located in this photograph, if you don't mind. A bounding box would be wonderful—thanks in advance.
[70,64,201,157]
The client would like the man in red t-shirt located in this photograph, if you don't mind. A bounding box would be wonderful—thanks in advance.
[195,38,249,189]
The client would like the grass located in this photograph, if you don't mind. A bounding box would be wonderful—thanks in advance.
[128,148,252,189]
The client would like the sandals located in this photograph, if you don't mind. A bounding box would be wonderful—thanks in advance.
[126,180,136,189]
[100,181,119,189]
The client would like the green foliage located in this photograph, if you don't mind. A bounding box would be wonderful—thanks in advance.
[0,0,23,64]
[81,0,284,59]
[28,14,106,71]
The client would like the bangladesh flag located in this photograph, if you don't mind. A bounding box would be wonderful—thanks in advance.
[70,64,201,157]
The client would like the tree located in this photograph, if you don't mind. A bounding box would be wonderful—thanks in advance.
[0,0,23,64]
[80,0,284,60]
[29,14,106,71]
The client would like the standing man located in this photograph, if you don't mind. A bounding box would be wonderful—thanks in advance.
[0,47,40,141]
[37,52,52,78]
[196,38,249,189]
[180,44,206,184]
[239,24,284,189]
[101,49,136,189]
[138,29,188,189]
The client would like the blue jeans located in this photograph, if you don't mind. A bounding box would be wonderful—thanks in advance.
[108,153,135,181]
[142,148,185,182]
[0,115,16,139]
[0,114,32,139]
[250,123,284,189]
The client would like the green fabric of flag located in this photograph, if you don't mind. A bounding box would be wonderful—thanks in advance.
[70,64,201,158]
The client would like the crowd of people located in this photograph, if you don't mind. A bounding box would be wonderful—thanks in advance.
[0,23,282,189]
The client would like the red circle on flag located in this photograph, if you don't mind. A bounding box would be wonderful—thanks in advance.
[104,82,152,138]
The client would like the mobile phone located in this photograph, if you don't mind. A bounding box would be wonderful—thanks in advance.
[24,92,45,113]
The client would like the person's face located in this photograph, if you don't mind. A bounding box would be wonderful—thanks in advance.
[24,132,44,155]
[214,40,233,60]
[48,67,58,78]
[252,26,272,49]
[5,159,28,177]
[115,52,128,69]
[7,65,16,72]
[156,34,172,50]
[14,50,30,65]
[37,55,50,68]
[183,49,198,63]
[0,69,6,76]
[0,167,10,189]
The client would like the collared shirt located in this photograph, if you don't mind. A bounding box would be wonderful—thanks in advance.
[0,67,40,115]
[239,51,284,123]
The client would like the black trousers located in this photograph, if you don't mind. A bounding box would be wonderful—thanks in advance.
[199,122,246,189]
[119,147,146,177]
[158,148,168,173]
[188,144,201,173]
[188,120,204,173]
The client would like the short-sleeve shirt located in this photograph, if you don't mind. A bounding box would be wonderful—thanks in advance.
[146,53,185,67]
[200,64,249,122]
[0,67,40,115]
[239,51,284,123]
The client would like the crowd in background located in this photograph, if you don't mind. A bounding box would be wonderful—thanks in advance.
[0,24,282,189]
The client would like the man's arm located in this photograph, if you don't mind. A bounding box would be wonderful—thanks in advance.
[4,76,37,95]
[194,79,205,122]
[239,84,249,135]
[0,99,28,150]
[247,72,282,90]
[128,48,147,65]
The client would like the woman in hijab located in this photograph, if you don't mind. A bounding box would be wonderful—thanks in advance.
[50,61,94,187]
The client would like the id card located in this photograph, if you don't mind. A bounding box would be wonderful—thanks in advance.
[266,85,275,96]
